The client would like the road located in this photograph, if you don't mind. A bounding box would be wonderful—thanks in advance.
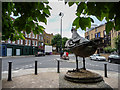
[2,55,120,73]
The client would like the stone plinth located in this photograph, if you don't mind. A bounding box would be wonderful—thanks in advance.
[64,69,103,83]
[59,71,112,89]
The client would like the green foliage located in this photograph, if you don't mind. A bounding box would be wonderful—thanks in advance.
[103,46,117,53]
[45,43,51,46]
[51,34,62,51]
[2,2,51,41]
[51,35,68,52]
[66,2,120,33]
[62,37,68,48]
[114,35,120,50]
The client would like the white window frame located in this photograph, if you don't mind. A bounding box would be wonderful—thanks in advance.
[17,40,19,44]
[41,42,43,46]
[39,35,40,40]
[21,40,23,45]
[28,33,31,38]
[33,34,34,38]
[35,41,37,46]
[38,42,40,46]
[35,35,37,39]
[40,32,42,35]
[12,41,15,44]
[32,41,34,46]
[25,40,27,45]
[8,38,11,43]
[41,36,43,41]
[29,40,31,46]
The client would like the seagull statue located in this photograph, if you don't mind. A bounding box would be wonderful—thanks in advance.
[65,27,103,70]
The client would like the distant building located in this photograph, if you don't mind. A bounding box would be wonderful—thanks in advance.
[43,31,53,45]
[2,17,54,56]
[2,30,53,56]
[85,24,120,53]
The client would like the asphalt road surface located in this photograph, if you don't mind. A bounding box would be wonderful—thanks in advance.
[2,54,120,73]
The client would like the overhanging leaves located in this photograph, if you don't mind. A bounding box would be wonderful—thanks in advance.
[79,17,91,30]
[106,21,114,34]
[2,2,51,40]
[77,2,87,15]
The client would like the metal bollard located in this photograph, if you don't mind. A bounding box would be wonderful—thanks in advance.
[35,61,37,75]
[104,64,107,77]
[57,61,60,73]
[8,61,12,81]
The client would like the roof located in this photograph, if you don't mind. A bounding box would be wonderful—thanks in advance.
[86,23,106,32]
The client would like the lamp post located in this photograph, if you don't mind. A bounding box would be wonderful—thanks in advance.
[59,12,64,58]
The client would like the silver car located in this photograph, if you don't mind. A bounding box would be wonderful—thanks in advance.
[90,54,106,61]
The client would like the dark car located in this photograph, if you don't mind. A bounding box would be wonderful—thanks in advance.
[35,51,45,57]
[108,54,120,64]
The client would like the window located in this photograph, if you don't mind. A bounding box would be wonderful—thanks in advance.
[25,40,27,45]
[39,35,40,40]
[38,42,40,46]
[28,40,31,46]
[95,33,97,38]
[40,32,42,35]
[103,30,106,36]
[98,32,101,38]
[17,40,19,44]
[41,43,43,46]
[41,36,43,41]
[21,40,23,45]
[8,39,11,43]
[33,34,34,38]
[35,35,37,39]
[32,41,34,46]
[28,33,31,38]
[95,28,97,32]
[35,41,37,46]
[12,41,15,44]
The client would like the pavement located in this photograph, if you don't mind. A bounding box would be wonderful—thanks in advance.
[2,55,34,59]
[2,68,120,89]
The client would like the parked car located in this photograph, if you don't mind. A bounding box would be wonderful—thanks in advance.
[35,51,45,57]
[90,54,106,61]
[108,54,120,63]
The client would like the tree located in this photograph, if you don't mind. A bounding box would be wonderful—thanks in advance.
[66,2,120,34]
[114,35,120,53]
[2,2,51,41]
[51,34,62,52]
[103,46,116,53]
[62,37,68,49]
[3,2,120,41]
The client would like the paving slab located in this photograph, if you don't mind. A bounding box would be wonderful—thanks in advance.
[2,72,59,88]
[2,68,119,89]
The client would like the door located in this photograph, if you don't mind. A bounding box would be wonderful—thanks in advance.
[16,49,20,56]
[7,48,12,56]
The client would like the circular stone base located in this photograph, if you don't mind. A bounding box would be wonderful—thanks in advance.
[64,69,103,83]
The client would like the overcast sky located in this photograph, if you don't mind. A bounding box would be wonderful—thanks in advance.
[41,1,107,38]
